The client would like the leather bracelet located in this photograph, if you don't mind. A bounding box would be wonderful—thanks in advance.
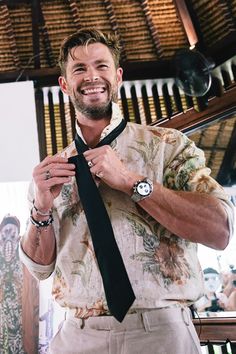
[33,199,52,217]
[30,210,53,228]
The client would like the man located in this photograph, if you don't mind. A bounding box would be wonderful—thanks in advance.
[195,267,228,313]
[20,28,234,354]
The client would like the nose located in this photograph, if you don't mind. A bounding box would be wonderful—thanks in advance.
[83,68,99,82]
[83,76,99,82]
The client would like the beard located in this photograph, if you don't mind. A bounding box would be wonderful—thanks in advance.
[70,81,119,120]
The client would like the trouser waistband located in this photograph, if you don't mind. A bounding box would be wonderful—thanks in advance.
[65,307,191,331]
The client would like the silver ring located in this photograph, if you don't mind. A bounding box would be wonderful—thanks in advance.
[45,170,51,180]
[88,160,93,168]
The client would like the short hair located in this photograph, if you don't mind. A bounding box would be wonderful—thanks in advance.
[58,28,121,76]
[203,267,219,275]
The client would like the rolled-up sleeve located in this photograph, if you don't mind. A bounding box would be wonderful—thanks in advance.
[19,242,55,280]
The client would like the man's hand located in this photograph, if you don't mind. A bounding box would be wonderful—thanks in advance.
[83,145,140,195]
[33,155,75,211]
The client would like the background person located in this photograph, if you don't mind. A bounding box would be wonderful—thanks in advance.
[19,28,235,354]
[195,267,228,313]
[222,268,236,311]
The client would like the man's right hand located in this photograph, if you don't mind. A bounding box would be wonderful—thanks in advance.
[33,155,75,212]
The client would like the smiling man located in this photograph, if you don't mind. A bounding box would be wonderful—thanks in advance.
[19,28,234,354]
[59,43,121,118]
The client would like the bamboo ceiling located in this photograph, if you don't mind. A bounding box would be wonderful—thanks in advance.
[0,0,236,187]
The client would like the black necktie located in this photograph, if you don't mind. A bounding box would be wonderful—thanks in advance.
[68,119,135,322]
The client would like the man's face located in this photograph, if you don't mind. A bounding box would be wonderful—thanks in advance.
[59,42,123,119]
[204,273,221,293]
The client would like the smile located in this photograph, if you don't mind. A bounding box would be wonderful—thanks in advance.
[81,87,105,95]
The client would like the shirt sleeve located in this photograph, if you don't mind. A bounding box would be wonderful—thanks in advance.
[19,242,55,280]
[163,129,235,240]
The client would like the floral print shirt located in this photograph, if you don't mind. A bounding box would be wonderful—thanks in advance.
[20,103,234,318]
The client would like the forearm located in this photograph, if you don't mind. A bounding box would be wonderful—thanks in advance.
[21,220,56,266]
[80,147,231,249]
[139,183,229,250]
[20,155,75,265]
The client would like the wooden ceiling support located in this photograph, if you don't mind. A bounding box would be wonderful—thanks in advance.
[31,0,40,69]
[1,3,20,68]
[0,0,30,4]
[173,0,198,47]
[103,0,127,62]
[34,88,47,161]
[38,2,55,67]
[154,85,236,133]
[193,317,236,343]
[140,0,163,57]
[0,59,174,86]
[31,0,55,69]
[67,0,81,30]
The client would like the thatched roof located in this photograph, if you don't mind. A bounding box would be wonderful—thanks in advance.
[0,0,236,186]
[0,0,236,81]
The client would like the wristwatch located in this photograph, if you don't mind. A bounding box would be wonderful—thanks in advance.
[131,178,153,202]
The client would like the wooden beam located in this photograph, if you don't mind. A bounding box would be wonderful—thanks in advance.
[140,0,163,57]
[173,0,198,47]
[103,0,127,62]
[0,0,31,4]
[193,317,236,343]
[1,4,21,68]
[31,0,40,69]
[38,1,55,67]
[0,67,59,85]
[154,85,236,133]
[67,0,81,30]
[0,60,174,85]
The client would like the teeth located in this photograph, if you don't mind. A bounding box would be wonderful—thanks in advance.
[82,87,105,94]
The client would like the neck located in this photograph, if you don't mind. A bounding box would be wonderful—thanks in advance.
[76,115,111,148]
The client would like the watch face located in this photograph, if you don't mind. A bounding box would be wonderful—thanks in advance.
[137,182,151,196]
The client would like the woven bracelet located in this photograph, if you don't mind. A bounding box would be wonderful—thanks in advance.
[33,199,53,217]
[30,211,53,228]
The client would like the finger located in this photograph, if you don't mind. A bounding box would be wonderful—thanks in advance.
[45,176,73,186]
[40,155,70,168]
[38,169,75,185]
[46,168,75,179]
[35,162,75,180]
[83,145,111,160]
[83,146,104,157]
[95,171,104,179]
[43,161,75,172]
[84,152,98,164]
[34,156,74,177]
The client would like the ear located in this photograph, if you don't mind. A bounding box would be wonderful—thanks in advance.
[58,76,68,95]
[116,67,123,87]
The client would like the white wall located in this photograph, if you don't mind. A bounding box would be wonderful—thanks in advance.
[0,81,40,182]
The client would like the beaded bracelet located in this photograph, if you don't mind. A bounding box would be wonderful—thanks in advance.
[33,199,53,217]
[30,210,53,228]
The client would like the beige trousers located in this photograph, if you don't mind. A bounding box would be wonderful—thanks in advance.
[48,307,202,354]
